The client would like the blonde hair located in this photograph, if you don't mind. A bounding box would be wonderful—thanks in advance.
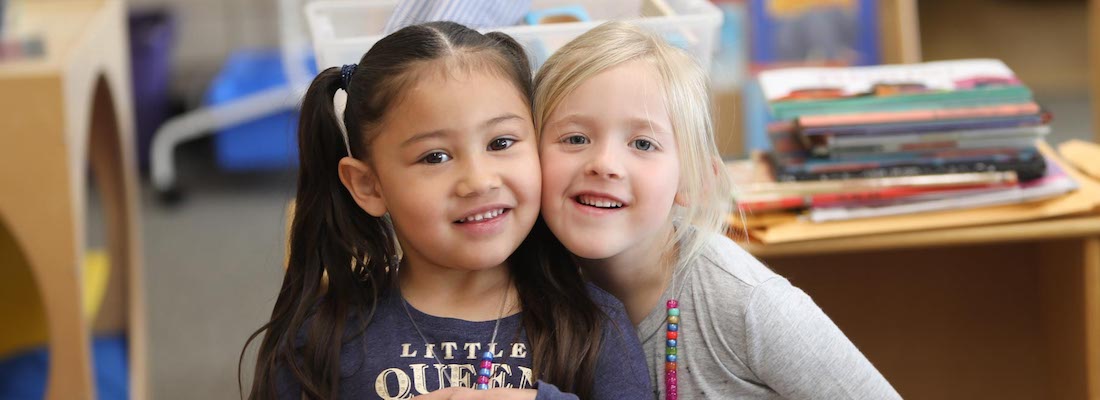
[534,21,733,267]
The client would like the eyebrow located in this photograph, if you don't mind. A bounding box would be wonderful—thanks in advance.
[401,113,525,148]
[483,113,524,128]
[547,113,595,129]
[627,117,672,135]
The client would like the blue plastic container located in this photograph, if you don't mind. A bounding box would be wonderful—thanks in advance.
[205,49,303,171]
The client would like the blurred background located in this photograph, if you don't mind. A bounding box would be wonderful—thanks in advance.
[0,0,1097,399]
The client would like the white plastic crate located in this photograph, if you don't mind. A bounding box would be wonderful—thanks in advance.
[304,0,722,73]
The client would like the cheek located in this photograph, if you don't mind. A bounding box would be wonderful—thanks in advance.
[539,151,572,194]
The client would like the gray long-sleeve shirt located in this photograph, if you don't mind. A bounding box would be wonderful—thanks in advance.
[636,232,901,399]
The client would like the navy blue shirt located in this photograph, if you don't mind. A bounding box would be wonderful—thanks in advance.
[277,283,651,399]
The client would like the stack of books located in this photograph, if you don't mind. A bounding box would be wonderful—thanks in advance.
[734,59,1077,222]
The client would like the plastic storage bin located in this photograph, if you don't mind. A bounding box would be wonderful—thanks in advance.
[205,49,300,171]
[304,0,722,72]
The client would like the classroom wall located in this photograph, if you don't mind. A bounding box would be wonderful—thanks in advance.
[126,0,281,102]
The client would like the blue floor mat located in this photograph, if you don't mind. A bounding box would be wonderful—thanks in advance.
[0,335,128,400]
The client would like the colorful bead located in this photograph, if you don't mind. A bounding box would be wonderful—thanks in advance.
[666,298,680,400]
[474,352,494,390]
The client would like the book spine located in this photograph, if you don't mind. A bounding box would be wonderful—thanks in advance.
[800,113,1045,137]
[797,102,1040,127]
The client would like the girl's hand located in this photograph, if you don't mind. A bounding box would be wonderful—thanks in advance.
[413,387,538,400]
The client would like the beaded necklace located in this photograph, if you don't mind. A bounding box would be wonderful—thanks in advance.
[665,299,680,400]
[662,250,695,400]
[398,271,512,390]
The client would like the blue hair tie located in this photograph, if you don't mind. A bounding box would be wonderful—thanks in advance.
[340,64,357,91]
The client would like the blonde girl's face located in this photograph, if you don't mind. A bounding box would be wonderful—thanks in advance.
[365,69,541,272]
[539,60,681,261]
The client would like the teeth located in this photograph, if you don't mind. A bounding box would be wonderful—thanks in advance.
[459,208,504,223]
[578,195,623,208]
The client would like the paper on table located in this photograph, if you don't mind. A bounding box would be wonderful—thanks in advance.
[1059,139,1100,181]
[741,141,1100,243]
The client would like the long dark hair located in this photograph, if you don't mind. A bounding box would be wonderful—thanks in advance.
[241,21,604,399]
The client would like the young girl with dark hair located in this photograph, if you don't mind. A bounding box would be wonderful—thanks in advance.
[242,21,649,400]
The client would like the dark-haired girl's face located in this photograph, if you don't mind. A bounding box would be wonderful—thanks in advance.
[364,70,540,274]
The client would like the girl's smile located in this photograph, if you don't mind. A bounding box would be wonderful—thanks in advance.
[453,205,512,237]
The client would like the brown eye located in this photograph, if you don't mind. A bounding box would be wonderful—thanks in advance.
[421,152,450,164]
[563,135,588,145]
[488,138,515,151]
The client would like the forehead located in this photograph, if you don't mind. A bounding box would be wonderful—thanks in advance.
[379,69,531,136]
[550,60,671,129]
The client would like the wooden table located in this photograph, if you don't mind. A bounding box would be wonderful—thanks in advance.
[744,215,1100,399]
[0,1,146,399]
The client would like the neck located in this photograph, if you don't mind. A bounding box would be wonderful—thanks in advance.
[582,223,677,325]
[398,257,517,322]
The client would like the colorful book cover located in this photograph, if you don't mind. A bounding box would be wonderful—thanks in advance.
[758,59,1033,120]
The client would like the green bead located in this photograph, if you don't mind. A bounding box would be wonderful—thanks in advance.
[668,308,680,317]
[667,315,680,324]
[667,347,677,356]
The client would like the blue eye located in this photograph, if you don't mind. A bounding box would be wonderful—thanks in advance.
[563,135,589,145]
[488,138,515,151]
[632,139,655,151]
[421,152,451,164]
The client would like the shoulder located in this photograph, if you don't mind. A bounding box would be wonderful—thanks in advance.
[585,282,629,319]
[690,231,782,290]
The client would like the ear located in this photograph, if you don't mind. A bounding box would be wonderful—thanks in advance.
[674,191,689,207]
[338,157,388,217]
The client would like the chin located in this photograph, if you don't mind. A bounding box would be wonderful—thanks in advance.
[559,237,619,261]
[451,250,514,271]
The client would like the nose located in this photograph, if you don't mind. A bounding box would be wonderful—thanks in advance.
[455,157,502,198]
[585,143,624,180]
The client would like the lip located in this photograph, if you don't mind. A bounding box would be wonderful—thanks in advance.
[453,204,512,237]
[570,191,629,216]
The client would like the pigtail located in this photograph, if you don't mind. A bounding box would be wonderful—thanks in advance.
[241,66,398,400]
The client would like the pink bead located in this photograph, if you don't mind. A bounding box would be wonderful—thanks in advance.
[667,299,678,308]
[667,393,678,400]
[666,375,677,385]
[479,360,492,369]
[476,376,490,385]
[666,369,676,378]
